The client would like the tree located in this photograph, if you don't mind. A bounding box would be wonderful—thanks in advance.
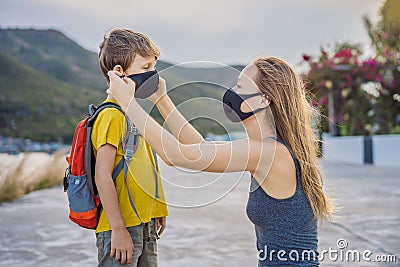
[363,0,400,54]
[302,0,400,136]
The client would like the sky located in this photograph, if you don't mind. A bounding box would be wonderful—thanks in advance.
[0,0,385,67]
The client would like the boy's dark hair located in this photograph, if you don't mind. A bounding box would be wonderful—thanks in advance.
[99,28,160,83]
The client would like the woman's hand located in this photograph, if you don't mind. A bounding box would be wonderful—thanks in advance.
[107,71,136,111]
[148,77,167,104]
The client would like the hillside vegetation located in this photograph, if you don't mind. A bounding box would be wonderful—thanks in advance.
[0,28,243,142]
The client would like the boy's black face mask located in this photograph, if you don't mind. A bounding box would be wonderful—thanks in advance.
[125,70,159,99]
[222,89,265,123]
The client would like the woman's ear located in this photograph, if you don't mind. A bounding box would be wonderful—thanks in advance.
[260,95,271,108]
[113,65,124,77]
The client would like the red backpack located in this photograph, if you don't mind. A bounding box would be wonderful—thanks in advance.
[63,102,160,229]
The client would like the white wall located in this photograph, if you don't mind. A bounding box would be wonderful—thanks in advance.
[373,135,400,168]
[322,134,364,165]
[322,133,400,168]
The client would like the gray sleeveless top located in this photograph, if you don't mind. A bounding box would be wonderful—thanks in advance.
[246,137,319,266]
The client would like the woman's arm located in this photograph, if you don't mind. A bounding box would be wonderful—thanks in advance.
[107,72,271,173]
[148,78,204,144]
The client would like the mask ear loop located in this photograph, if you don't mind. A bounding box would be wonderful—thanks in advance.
[238,92,267,115]
[238,92,264,100]
[238,93,271,114]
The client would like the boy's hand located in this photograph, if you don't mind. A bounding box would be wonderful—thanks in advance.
[156,216,167,236]
[110,227,134,265]
[149,77,168,104]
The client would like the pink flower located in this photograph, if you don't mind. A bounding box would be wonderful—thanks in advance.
[334,49,355,64]
[311,100,318,107]
[334,48,353,59]
[363,59,378,68]
[384,46,394,58]
[383,32,389,39]
[319,96,327,106]
[345,75,353,87]
[302,54,311,61]
[338,113,344,122]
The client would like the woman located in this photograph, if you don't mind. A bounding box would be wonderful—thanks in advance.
[107,57,333,266]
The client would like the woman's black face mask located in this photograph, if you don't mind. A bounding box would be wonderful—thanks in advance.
[125,70,159,99]
[222,89,265,123]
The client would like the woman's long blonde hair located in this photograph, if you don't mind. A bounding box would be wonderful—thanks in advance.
[254,57,334,221]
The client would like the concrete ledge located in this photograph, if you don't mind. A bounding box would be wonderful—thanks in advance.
[322,133,400,168]
[373,134,400,168]
[322,133,364,165]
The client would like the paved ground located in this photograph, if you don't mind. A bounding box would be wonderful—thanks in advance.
[0,159,399,266]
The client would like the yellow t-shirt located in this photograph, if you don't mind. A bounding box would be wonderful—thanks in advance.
[91,100,168,233]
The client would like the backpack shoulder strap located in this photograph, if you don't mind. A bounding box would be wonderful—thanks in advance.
[122,119,140,161]
[87,102,124,126]
[112,158,124,181]
[90,102,144,224]
[120,118,143,223]
[151,149,160,199]
[85,102,126,193]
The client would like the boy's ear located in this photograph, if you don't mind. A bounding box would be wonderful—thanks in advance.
[113,65,124,76]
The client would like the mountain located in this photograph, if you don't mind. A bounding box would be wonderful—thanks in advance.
[0,28,244,142]
[0,29,107,142]
[0,51,104,142]
[0,28,105,89]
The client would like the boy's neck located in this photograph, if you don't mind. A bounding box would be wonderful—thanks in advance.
[106,95,116,101]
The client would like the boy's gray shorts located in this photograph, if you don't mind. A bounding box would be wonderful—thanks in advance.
[96,219,158,267]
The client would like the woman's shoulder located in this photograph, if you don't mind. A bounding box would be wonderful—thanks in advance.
[253,137,297,199]
[258,137,292,161]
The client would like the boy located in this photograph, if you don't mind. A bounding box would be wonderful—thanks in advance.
[93,28,168,266]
